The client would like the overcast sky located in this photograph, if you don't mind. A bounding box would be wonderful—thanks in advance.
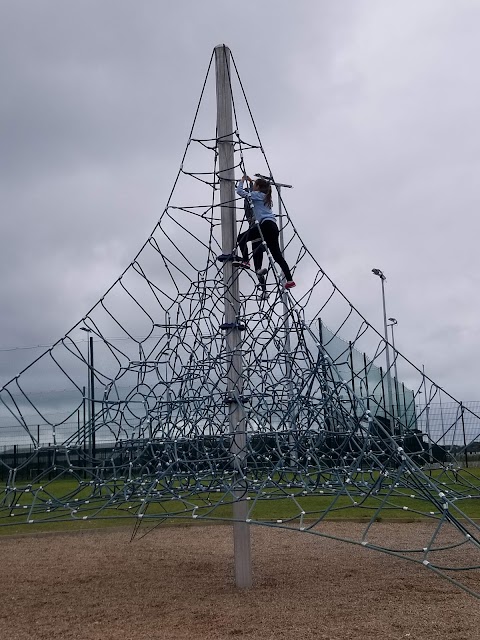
[1,0,480,400]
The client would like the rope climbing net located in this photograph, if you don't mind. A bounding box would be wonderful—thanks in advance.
[0,47,479,597]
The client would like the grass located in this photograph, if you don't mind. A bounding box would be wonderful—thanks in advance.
[1,468,480,536]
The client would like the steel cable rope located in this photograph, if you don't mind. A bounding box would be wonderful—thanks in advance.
[229,52,480,427]
[0,46,478,598]
[0,50,215,391]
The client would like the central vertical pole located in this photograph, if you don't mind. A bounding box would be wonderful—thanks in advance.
[215,44,252,589]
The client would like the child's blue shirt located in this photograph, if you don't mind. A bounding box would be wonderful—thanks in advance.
[236,181,276,225]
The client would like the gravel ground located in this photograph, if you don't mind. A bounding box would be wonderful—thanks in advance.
[0,521,479,640]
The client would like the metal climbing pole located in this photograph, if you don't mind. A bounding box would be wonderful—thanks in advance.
[215,44,252,589]
[256,174,297,458]
[276,181,296,459]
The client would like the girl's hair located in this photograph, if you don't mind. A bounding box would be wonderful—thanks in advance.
[254,178,273,208]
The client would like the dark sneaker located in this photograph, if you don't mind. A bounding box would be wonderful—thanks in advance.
[256,268,268,276]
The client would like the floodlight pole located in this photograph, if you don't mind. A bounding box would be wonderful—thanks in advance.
[80,327,95,458]
[215,44,252,589]
[372,268,394,433]
[89,335,95,457]
[387,317,401,433]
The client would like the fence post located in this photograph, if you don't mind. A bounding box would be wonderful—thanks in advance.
[460,402,468,468]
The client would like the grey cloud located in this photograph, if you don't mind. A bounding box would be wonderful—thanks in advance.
[1,0,480,407]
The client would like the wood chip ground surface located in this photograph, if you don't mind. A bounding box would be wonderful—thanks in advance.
[1,522,479,639]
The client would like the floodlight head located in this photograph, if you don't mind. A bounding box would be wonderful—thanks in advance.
[388,317,398,325]
[80,327,91,333]
[372,268,385,280]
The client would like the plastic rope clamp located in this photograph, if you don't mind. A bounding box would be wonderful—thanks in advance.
[220,322,246,331]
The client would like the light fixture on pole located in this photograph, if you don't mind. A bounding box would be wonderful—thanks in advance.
[372,268,394,430]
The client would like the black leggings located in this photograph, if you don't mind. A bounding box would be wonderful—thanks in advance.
[238,220,293,281]
[251,240,264,272]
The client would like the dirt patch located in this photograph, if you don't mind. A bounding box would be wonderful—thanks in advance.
[0,522,478,640]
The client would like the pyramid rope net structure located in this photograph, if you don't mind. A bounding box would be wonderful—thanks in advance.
[1,46,479,597]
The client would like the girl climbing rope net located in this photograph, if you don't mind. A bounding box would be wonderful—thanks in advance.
[234,175,296,290]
